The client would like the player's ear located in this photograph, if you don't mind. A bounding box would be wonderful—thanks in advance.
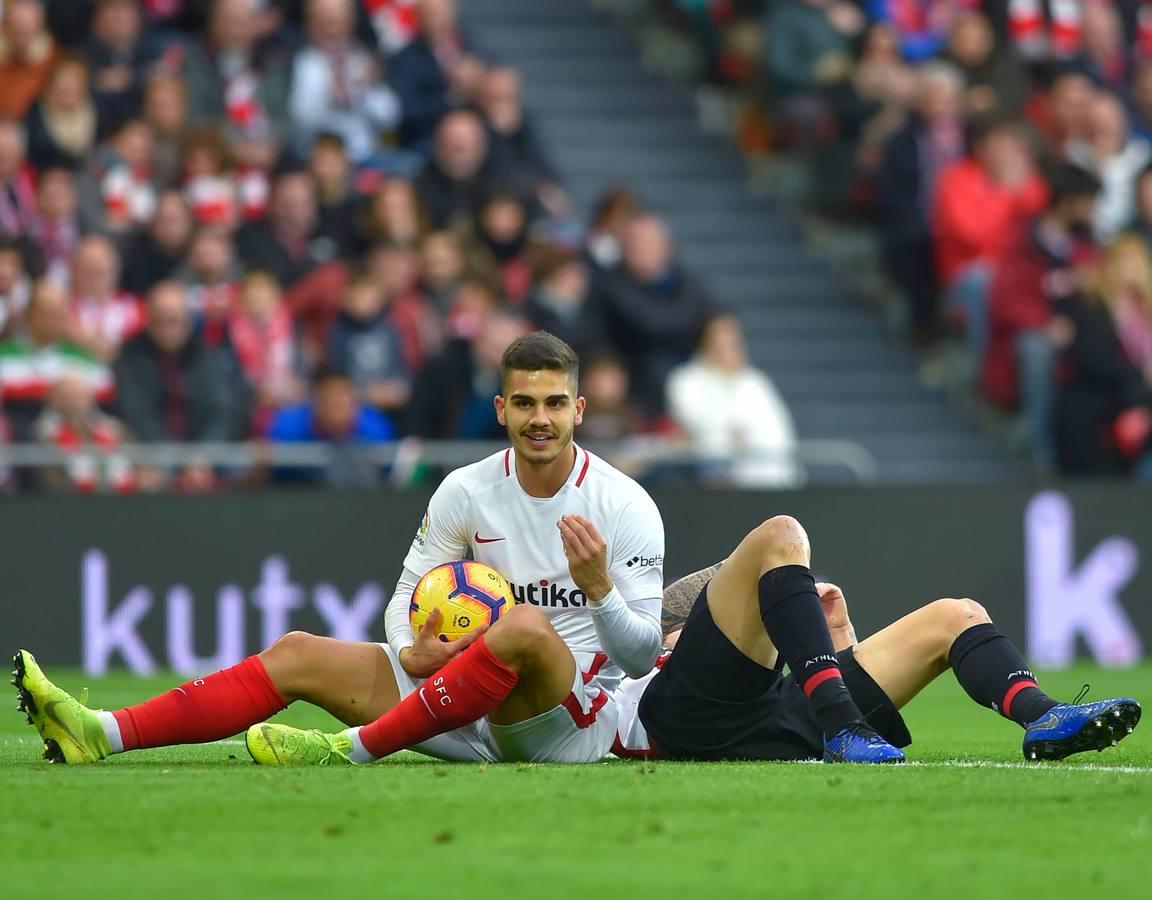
[574,395,585,426]
[494,394,506,426]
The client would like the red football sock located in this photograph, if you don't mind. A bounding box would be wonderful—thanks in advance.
[356,637,518,759]
[113,656,287,750]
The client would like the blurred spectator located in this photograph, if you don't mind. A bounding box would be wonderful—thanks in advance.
[69,235,143,364]
[405,311,526,439]
[585,186,643,274]
[33,373,134,493]
[842,22,918,180]
[288,0,401,163]
[0,238,32,338]
[419,228,470,314]
[597,213,715,418]
[114,281,249,449]
[0,278,113,440]
[363,240,440,369]
[0,120,38,241]
[875,61,966,343]
[266,365,396,487]
[31,166,83,284]
[868,0,979,62]
[238,166,348,353]
[667,315,801,488]
[141,72,188,187]
[309,132,359,255]
[475,191,532,303]
[84,118,158,236]
[357,176,428,250]
[24,54,100,171]
[943,10,1028,118]
[524,246,606,360]
[1067,91,1151,242]
[228,269,305,428]
[478,66,565,216]
[1026,67,1096,157]
[765,0,862,146]
[985,163,1101,467]
[177,226,241,342]
[1079,0,1130,95]
[390,0,484,149]
[84,0,164,132]
[1055,234,1152,477]
[236,167,337,290]
[181,127,242,228]
[120,189,193,297]
[578,352,641,443]
[0,0,59,122]
[416,108,507,229]
[326,274,412,414]
[183,0,291,144]
[932,117,1048,358]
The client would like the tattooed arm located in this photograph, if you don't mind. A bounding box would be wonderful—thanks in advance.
[661,562,723,637]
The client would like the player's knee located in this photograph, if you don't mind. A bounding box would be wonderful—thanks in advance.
[750,515,810,569]
[929,597,991,641]
[259,631,320,695]
[492,604,555,656]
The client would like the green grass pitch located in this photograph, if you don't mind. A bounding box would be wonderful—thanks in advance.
[2,665,1150,899]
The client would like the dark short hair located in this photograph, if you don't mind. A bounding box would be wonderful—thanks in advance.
[500,331,579,390]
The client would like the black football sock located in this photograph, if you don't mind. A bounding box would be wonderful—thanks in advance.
[948,623,1060,727]
[758,565,863,736]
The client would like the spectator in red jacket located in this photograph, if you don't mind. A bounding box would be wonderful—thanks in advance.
[933,117,1048,359]
[985,164,1100,469]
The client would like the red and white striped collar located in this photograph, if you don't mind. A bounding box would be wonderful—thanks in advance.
[503,444,592,488]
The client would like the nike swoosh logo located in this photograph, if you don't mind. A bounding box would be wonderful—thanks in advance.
[474,533,506,544]
[43,700,82,747]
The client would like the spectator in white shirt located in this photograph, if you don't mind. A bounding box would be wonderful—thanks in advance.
[288,0,401,164]
[667,315,802,488]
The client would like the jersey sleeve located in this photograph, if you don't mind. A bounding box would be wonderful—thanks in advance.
[387,473,472,651]
[590,491,665,676]
[608,491,666,612]
[402,471,471,574]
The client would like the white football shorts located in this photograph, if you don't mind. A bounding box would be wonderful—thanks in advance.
[378,643,620,763]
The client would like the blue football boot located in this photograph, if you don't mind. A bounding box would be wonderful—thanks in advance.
[824,723,906,764]
[1022,691,1141,761]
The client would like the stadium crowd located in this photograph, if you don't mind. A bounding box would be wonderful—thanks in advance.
[635,0,1152,479]
[0,0,806,493]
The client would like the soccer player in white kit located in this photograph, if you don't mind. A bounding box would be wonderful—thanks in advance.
[13,332,665,766]
[249,331,666,764]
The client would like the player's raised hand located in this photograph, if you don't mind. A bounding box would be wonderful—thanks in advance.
[399,607,488,679]
[558,514,613,603]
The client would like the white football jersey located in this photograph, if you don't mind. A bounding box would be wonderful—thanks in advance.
[394,445,665,690]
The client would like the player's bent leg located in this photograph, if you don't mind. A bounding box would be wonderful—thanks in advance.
[483,604,578,726]
[704,515,809,667]
[851,599,1142,760]
[851,597,991,709]
[276,617,546,766]
[259,632,402,725]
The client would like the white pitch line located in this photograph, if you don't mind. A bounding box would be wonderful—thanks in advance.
[907,760,1152,775]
